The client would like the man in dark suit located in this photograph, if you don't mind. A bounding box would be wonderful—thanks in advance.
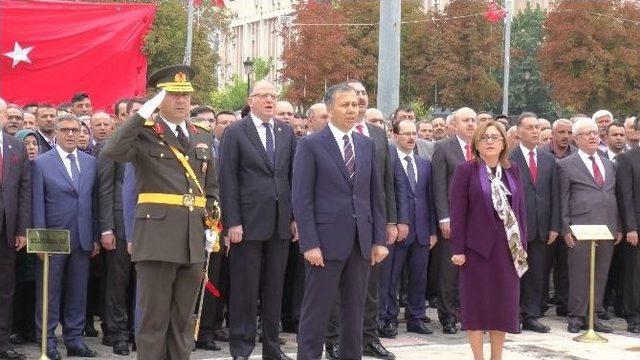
[322,80,402,360]
[218,79,297,360]
[431,107,477,334]
[379,119,436,336]
[558,117,621,334]
[33,104,57,154]
[32,113,100,360]
[615,117,640,333]
[293,82,387,360]
[510,112,560,333]
[0,98,31,360]
[102,65,220,359]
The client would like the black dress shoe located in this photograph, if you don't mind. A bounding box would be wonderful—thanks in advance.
[379,323,397,339]
[522,318,550,333]
[213,328,229,342]
[325,343,342,360]
[131,341,136,352]
[67,344,98,357]
[263,349,293,360]
[113,341,130,356]
[47,349,62,360]
[567,322,581,333]
[407,322,434,335]
[442,322,458,334]
[0,349,26,360]
[8,334,26,346]
[422,316,432,323]
[363,339,395,359]
[593,321,613,333]
[598,312,611,321]
[84,323,99,337]
[196,338,221,351]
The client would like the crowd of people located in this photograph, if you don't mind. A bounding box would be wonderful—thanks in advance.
[0,68,639,360]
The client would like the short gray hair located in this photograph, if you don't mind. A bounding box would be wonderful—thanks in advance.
[573,117,597,135]
[592,110,613,122]
[552,118,573,130]
[56,113,81,128]
[323,82,355,108]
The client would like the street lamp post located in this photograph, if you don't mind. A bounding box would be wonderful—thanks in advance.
[243,57,254,95]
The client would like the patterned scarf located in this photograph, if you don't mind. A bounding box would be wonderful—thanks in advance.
[487,164,528,278]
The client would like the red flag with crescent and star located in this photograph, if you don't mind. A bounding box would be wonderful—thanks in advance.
[0,0,156,111]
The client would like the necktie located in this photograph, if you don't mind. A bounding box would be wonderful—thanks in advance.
[176,125,189,149]
[405,156,416,192]
[465,143,472,161]
[343,134,355,180]
[263,122,275,166]
[528,150,537,184]
[68,153,80,189]
[356,124,364,135]
[589,155,604,187]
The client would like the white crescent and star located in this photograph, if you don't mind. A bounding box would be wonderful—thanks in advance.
[3,41,33,68]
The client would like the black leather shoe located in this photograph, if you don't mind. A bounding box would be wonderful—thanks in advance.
[47,349,62,360]
[113,341,130,356]
[522,318,550,333]
[422,316,432,323]
[67,344,98,357]
[8,334,26,346]
[407,322,434,335]
[263,349,293,360]
[442,322,458,334]
[84,322,99,337]
[131,341,136,352]
[325,343,342,360]
[196,338,221,351]
[379,323,397,339]
[593,321,613,333]
[598,312,611,321]
[363,339,395,359]
[567,322,581,333]
[213,328,229,342]
[0,349,26,360]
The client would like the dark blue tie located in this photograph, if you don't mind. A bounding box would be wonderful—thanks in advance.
[405,156,416,192]
[263,122,275,166]
[68,153,80,189]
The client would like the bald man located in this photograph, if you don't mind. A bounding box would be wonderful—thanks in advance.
[276,101,295,125]
[306,103,328,134]
[365,108,385,130]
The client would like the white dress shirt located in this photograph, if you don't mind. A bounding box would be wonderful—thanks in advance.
[161,117,190,140]
[56,144,80,179]
[328,122,355,160]
[397,148,417,184]
[519,143,537,169]
[456,135,469,158]
[606,149,620,162]
[354,120,370,137]
[577,149,605,182]
[38,129,55,147]
[251,113,275,150]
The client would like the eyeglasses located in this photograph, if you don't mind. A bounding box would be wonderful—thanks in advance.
[577,130,598,137]
[399,132,417,137]
[353,90,367,96]
[368,118,384,124]
[479,134,503,143]
[277,112,294,117]
[7,115,23,121]
[58,127,80,134]
[251,92,278,100]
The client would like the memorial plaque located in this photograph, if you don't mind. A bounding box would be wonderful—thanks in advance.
[570,225,614,241]
[26,229,71,254]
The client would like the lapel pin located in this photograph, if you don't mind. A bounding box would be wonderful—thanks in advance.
[8,145,12,149]
[278,127,282,132]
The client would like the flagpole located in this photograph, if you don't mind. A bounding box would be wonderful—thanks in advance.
[184,0,194,66]
[501,0,512,116]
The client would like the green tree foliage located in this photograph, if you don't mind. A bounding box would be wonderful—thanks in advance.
[210,57,273,111]
[539,0,640,115]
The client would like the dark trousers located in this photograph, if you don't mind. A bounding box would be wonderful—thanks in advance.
[521,239,549,319]
[433,235,458,324]
[103,237,134,342]
[603,242,625,315]
[86,253,103,326]
[384,240,429,325]
[567,240,614,321]
[199,246,225,340]
[326,259,379,345]
[12,280,35,341]
[0,242,16,352]
[35,251,90,348]
[281,241,305,331]
[622,240,640,325]
[228,237,289,358]
[298,245,370,360]
[136,261,202,360]
[545,240,569,313]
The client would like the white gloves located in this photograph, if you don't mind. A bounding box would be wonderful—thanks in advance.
[138,90,166,120]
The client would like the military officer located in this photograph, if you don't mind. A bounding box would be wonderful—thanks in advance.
[101,65,219,360]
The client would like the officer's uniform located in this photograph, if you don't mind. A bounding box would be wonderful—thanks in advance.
[102,65,219,360]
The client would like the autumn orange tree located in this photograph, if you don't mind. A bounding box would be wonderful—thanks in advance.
[279,1,364,108]
[539,0,640,115]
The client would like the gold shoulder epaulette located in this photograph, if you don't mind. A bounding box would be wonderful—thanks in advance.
[190,121,210,132]
[144,119,155,127]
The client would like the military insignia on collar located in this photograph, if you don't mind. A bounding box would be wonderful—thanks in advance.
[153,123,165,138]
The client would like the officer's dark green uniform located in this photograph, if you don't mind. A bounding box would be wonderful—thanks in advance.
[102,65,219,360]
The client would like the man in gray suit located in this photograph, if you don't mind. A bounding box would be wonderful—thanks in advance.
[558,117,621,334]
[431,107,477,334]
[389,107,434,160]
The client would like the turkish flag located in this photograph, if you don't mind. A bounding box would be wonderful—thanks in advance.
[0,0,156,112]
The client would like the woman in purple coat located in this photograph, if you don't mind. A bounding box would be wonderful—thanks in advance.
[450,121,528,360]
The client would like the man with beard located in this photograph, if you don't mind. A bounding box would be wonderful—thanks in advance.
[3,105,23,136]
[34,104,57,154]
[430,117,446,141]
[70,93,93,117]
[593,110,614,153]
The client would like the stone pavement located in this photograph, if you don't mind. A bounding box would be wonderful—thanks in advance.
[15,307,640,359]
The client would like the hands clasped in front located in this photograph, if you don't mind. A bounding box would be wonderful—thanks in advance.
[304,244,389,267]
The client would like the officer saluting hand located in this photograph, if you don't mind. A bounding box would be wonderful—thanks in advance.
[102,65,219,360]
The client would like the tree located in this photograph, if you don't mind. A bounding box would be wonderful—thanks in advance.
[210,57,273,111]
[539,0,640,115]
[280,1,364,108]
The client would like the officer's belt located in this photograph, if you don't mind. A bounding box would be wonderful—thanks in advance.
[138,193,206,208]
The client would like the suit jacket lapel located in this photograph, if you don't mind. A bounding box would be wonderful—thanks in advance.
[514,146,535,188]
[52,151,77,193]
[477,162,499,231]
[352,133,367,186]
[2,134,11,182]
[573,155,600,189]
[450,137,465,163]
[273,121,287,171]
[243,118,273,172]
[321,127,351,184]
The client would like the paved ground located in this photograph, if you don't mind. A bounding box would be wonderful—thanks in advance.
[16,307,640,359]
